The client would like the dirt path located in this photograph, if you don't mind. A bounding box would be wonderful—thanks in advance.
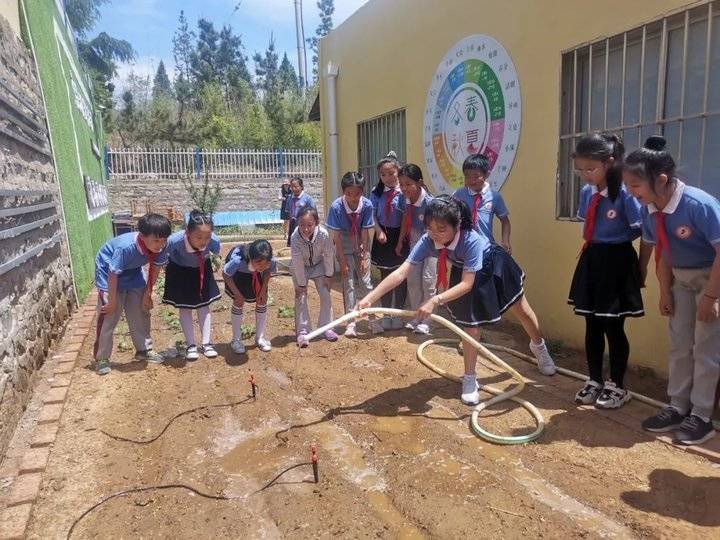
[22,274,720,539]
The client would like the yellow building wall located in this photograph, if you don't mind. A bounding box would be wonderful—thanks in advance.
[319,0,706,375]
[0,0,20,35]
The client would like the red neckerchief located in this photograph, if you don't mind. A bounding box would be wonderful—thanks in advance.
[472,192,483,226]
[403,205,413,244]
[137,235,156,266]
[186,232,205,294]
[655,212,672,268]
[582,191,603,251]
[436,248,449,291]
[383,189,395,226]
[346,203,361,251]
[252,270,263,298]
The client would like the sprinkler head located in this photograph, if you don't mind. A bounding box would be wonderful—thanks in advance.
[249,372,257,399]
[311,444,319,483]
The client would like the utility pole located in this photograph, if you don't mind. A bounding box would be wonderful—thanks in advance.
[294,0,308,93]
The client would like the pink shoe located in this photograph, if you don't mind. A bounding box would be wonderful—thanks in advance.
[325,329,338,342]
[297,332,309,348]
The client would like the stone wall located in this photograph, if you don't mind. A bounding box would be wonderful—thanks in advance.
[0,15,74,455]
[108,174,326,220]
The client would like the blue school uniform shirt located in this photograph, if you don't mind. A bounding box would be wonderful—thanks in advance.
[95,232,169,291]
[166,230,221,267]
[452,185,508,244]
[577,184,642,243]
[407,229,487,273]
[223,247,278,275]
[325,196,375,233]
[641,181,720,268]
[285,191,316,221]
[370,186,403,228]
[397,188,433,241]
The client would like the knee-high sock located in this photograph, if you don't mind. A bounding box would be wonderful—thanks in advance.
[231,305,244,340]
[179,308,195,346]
[198,306,211,345]
[255,304,267,340]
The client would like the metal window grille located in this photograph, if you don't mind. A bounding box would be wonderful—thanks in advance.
[558,1,720,218]
[357,109,407,194]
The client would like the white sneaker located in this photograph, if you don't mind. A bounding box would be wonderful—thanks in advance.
[405,319,418,331]
[461,375,480,405]
[530,339,556,376]
[414,323,431,335]
[369,319,385,334]
[344,323,357,337]
[231,339,246,354]
[575,380,603,404]
[595,382,631,409]
[185,345,199,361]
[201,344,218,358]
[256,337,272,352]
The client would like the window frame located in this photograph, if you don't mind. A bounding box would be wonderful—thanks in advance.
[557,1,718,219]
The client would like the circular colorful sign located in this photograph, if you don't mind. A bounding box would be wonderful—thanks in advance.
[424,34,522,194]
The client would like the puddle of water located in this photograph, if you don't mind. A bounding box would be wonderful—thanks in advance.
[373,416,414,434]
[370,417,427,455]
[367,491,426,539]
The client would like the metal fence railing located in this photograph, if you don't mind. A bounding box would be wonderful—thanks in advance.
[105,147,323,179]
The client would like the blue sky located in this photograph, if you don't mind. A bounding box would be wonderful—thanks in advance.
[93,0,369,91]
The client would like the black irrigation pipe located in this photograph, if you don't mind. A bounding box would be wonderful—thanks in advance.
[67,462,315,539]
[100,396,254,444]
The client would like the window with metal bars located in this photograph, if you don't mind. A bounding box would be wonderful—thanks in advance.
[558,2,720,218]
[357,109,407,194]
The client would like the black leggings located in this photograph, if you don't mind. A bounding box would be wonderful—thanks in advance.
[585,315,629,388]
[379,268,407,310]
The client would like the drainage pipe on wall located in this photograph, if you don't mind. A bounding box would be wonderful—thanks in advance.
[325,61,340,202]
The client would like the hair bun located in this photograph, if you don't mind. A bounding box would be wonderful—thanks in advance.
[644,135,667,152]
[386,150,398,159]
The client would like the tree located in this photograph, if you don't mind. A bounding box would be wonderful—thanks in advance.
[181,172,223,215]
[190,19,251,102]
[253,35,279,94]
[152,61,173,99]
[115,90,137,146]
[190,19,220,88]
[65,1,135,122]
[195,83,241,147]
[172,10,195,82]
[306,0,334,82]
[278,53,299,93]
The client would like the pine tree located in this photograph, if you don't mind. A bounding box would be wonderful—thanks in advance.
[253,35,279,94]
[306,0,334,82]
[152,60,173,99]
[172,10,195,82]
[278,53,299,93]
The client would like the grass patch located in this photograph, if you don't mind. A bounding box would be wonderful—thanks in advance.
[277,305,295,318]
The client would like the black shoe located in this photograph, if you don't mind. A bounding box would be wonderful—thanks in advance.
[673,414,716,446]
[641,406,686,432]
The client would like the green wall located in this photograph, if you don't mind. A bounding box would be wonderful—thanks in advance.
[20,0,111,300]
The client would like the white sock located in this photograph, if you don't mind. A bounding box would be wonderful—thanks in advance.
[198,306,211,345]
[231,306,244,340]
[255,304,267,340]
[179,309,195,346]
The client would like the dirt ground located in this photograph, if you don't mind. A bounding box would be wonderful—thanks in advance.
[19,262,720,539]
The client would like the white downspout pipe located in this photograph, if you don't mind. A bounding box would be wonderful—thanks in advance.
[325,61,339,202]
